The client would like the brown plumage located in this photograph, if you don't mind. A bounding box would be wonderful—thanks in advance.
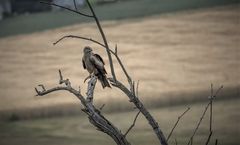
[82,46,111,88]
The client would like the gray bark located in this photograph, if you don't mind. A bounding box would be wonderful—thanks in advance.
[35,71,130,145]
[109,79,168,145]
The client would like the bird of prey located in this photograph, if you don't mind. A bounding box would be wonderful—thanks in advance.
[82,46,111,88]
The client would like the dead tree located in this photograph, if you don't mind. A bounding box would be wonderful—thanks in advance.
[39,0,168,145]
[36,1,223,145]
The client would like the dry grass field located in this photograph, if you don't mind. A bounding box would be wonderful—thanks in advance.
[0,4,239,118]
[0,3,239,145]
[0,99,239,145]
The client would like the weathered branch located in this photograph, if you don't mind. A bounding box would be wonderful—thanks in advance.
[109,79,168,145]
[86,75,97,102]
[109,52,168,144]
[124,110,141,137]
[35,70,84,104]
[58,69,71,87]
[40,1,93,18]
[167,107,190,141]
[35,70,130,145]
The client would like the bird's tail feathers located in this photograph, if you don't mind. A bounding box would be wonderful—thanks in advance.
[97,73,111,89]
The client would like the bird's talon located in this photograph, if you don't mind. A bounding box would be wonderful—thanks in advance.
[84,75,91,83]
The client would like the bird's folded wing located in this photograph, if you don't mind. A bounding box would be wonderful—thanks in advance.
[90,55,104,69]
[82,58,86,69]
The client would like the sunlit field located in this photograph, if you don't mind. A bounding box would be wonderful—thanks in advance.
[0,5,239,119]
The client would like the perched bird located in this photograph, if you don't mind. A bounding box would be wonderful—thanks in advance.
[82,46,111,88]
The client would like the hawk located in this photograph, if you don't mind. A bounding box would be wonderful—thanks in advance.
[82,46,111,88]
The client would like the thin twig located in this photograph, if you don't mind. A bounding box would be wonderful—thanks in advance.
[205,85,223,145]
[124,110,141,137]
[53,35,106,48]
[86,0,116,81]
[167,107,190,141]
[58,69,71,87]
[73,0,78,11]
[99,104,105,110]
[210,84,213,131]
[40,1,93,17]
[112,45,132,86]
[214,85,223,98]
[38,84,46,91]
[215,139,218,145]
[205,131,213,145]
[187,85,223,145]
[175,138,178,145]
[206,84,214,145]
[59,69,63,81]
[187,102,210,145]
[136,80,140,97]
[35,70,82,101]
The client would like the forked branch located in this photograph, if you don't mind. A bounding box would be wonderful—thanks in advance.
[35,70,130,145]
[167,107,190,141]
[40,1,93,18]
[205,85,223,145]
[35,70,81,100]
[187,85,223,145]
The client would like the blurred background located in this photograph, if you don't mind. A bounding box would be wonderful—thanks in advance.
[0,0,239,145]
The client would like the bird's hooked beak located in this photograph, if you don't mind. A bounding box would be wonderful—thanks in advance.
[84,46,93,54]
